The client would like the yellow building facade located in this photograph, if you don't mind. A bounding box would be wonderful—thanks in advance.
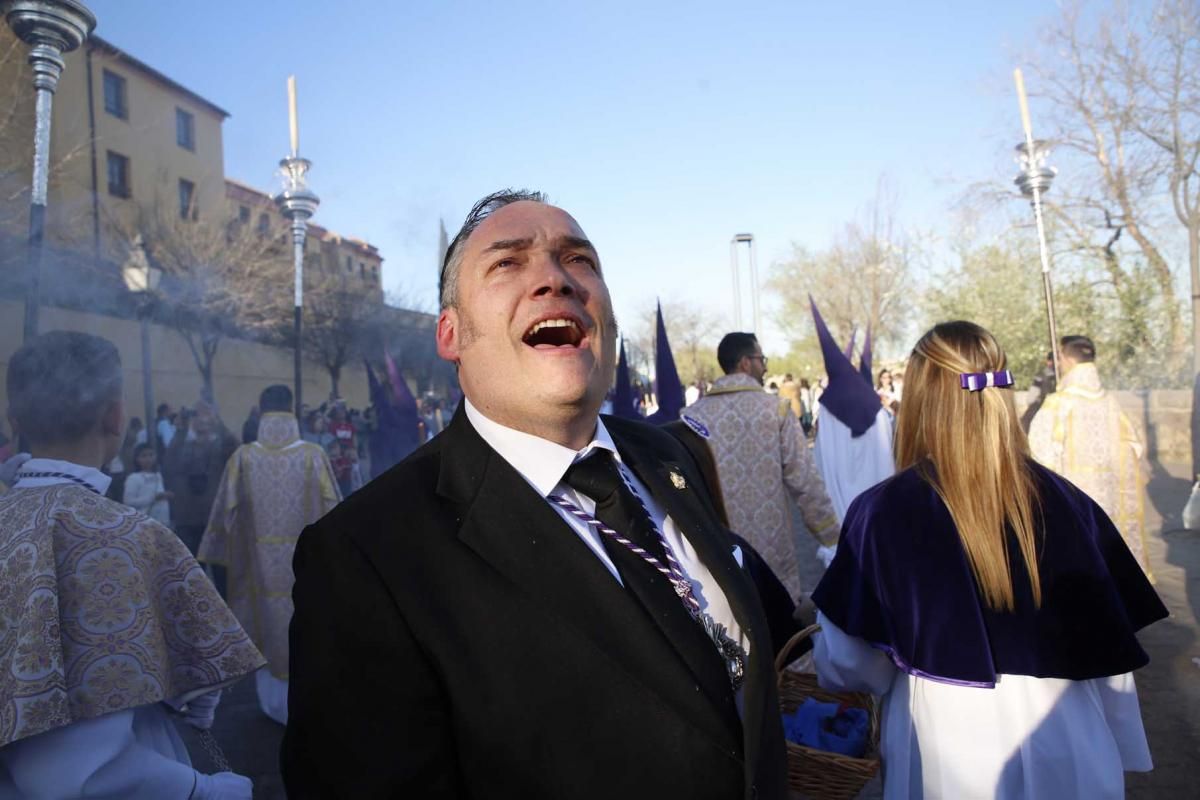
[0,27,407,431]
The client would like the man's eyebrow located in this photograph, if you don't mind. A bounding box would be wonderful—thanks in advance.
[481,238,533,253]
[480,236,597,253]
[557,236,596,252]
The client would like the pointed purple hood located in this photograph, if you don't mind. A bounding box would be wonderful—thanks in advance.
[611,338,640,420]
[812,297,881,437]
[647,301,684,425]
[859,325,874,385]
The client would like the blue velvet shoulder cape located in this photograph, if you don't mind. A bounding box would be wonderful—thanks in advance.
[811,460,1168,687]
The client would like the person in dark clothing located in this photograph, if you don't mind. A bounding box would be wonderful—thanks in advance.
[1019,352,1057,432]
[163,402,238,554]
[241,406,260,444]
[283,190,789,799]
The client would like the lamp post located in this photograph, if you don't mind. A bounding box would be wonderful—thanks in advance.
[121,234,162,451]
[730,233,760,332]
[3,0,95,343]
[273,76,318,418]
[1013,69,1061,384]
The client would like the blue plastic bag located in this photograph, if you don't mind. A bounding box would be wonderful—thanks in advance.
[782,697,869,758]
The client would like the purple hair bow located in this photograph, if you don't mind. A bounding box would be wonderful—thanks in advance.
[959,370,1014,391]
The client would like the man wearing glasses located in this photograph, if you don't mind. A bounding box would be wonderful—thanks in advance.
[684,332,839,603]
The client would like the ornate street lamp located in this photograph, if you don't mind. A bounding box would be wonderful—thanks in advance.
[273,76,318,417]
[3,0,96,343]
[1013,69,1062,383]
[121,234,162,450]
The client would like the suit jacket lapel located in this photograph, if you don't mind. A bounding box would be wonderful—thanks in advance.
[436,410,740,754]
[614,432,776,794]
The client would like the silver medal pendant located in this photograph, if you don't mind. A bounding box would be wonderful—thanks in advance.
[700,612,747,690]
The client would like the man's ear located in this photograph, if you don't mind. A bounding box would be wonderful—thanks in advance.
[100,399,124,439]
[436,308,461,363]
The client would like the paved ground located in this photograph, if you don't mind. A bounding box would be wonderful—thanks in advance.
[180,461,1200,799]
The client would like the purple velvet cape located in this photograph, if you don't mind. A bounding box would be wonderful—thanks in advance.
[811,461,1168,687]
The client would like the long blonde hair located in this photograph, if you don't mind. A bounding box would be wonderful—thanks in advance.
[894,321,1042,611]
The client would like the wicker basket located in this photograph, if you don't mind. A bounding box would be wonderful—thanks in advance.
[776,624,880,800]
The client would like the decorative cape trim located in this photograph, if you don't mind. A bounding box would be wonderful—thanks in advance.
[0,485,265,747]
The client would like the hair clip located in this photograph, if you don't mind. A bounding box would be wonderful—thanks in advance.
[959,370,1014,392]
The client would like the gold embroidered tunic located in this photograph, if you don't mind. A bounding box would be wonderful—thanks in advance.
[1028,363,1152,578]
[0,482,264,749]
[198,413,341,678]
[685,373,839,600]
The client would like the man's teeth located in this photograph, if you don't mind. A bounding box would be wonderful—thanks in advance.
[528,319,579,335]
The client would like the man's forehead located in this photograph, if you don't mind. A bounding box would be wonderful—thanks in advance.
[465,201,591,254]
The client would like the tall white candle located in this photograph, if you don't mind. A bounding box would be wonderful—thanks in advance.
[1013,68,1034,143]
[288,75,299,156]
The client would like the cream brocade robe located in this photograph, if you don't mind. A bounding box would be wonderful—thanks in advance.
[686,373,840,600]
[1029,363,1152,578]
[198,413,340,679]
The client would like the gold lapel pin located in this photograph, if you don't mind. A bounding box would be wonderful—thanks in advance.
[669,471,687,490]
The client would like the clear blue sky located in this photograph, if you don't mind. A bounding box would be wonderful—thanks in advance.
[84,0,1059,354]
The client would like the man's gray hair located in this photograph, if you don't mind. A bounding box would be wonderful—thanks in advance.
[7,330,123,446]
[440,188,547,309]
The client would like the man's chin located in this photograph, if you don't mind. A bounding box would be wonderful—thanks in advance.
[533,368,606,412]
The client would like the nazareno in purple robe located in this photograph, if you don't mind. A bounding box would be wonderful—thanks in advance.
[811,459,1168,688]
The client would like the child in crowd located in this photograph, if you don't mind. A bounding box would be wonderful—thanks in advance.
[122,443,173,526]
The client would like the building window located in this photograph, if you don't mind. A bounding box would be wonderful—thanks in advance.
[176,108,195,151]
[345,255,352,272]
[359,262,365,278]
[257,213,270,235]
[103,70,127,119]
[238,205,250,224]
[371,265,378,281]
[178,179,195,219]
[106,151,130,198]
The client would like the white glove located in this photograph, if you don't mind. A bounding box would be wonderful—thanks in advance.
[191,771,253,800]
[816,545,837,569]
[1183,482,1200,530]
[181,689,221,730]
[0,452,31,487]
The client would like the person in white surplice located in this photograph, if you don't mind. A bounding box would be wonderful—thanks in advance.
[811,321,1167,800]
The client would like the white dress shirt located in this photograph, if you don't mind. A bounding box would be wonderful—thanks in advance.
[465,401,750,663]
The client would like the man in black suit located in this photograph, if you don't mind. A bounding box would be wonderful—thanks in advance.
[281,190,789,799]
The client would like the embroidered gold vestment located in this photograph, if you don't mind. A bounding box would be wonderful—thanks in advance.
[197,413,340,678]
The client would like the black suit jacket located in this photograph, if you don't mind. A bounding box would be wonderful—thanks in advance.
[281,409,788,799]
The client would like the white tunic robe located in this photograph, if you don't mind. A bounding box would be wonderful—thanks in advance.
[813,407,895,522]
[814,611,1152,799]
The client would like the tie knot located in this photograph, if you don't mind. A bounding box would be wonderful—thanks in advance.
[563,451,624,502]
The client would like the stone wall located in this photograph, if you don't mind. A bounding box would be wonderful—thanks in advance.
[0,298,378,433]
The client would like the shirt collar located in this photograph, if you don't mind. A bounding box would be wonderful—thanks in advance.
[464,399,619,498]
[18,457,111,494]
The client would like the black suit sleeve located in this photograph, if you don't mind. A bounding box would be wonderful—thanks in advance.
[281,521,462,798]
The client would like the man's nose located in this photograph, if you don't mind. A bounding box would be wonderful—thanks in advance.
[530,254,578,298]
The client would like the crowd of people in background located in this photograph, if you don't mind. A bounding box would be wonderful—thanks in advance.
[642,365,906,439]
[92,389,458,551]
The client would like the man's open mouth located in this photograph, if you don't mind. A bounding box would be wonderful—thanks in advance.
[523,317,585,349]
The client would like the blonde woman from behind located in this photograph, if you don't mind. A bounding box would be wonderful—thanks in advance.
[810,320,1167,799]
